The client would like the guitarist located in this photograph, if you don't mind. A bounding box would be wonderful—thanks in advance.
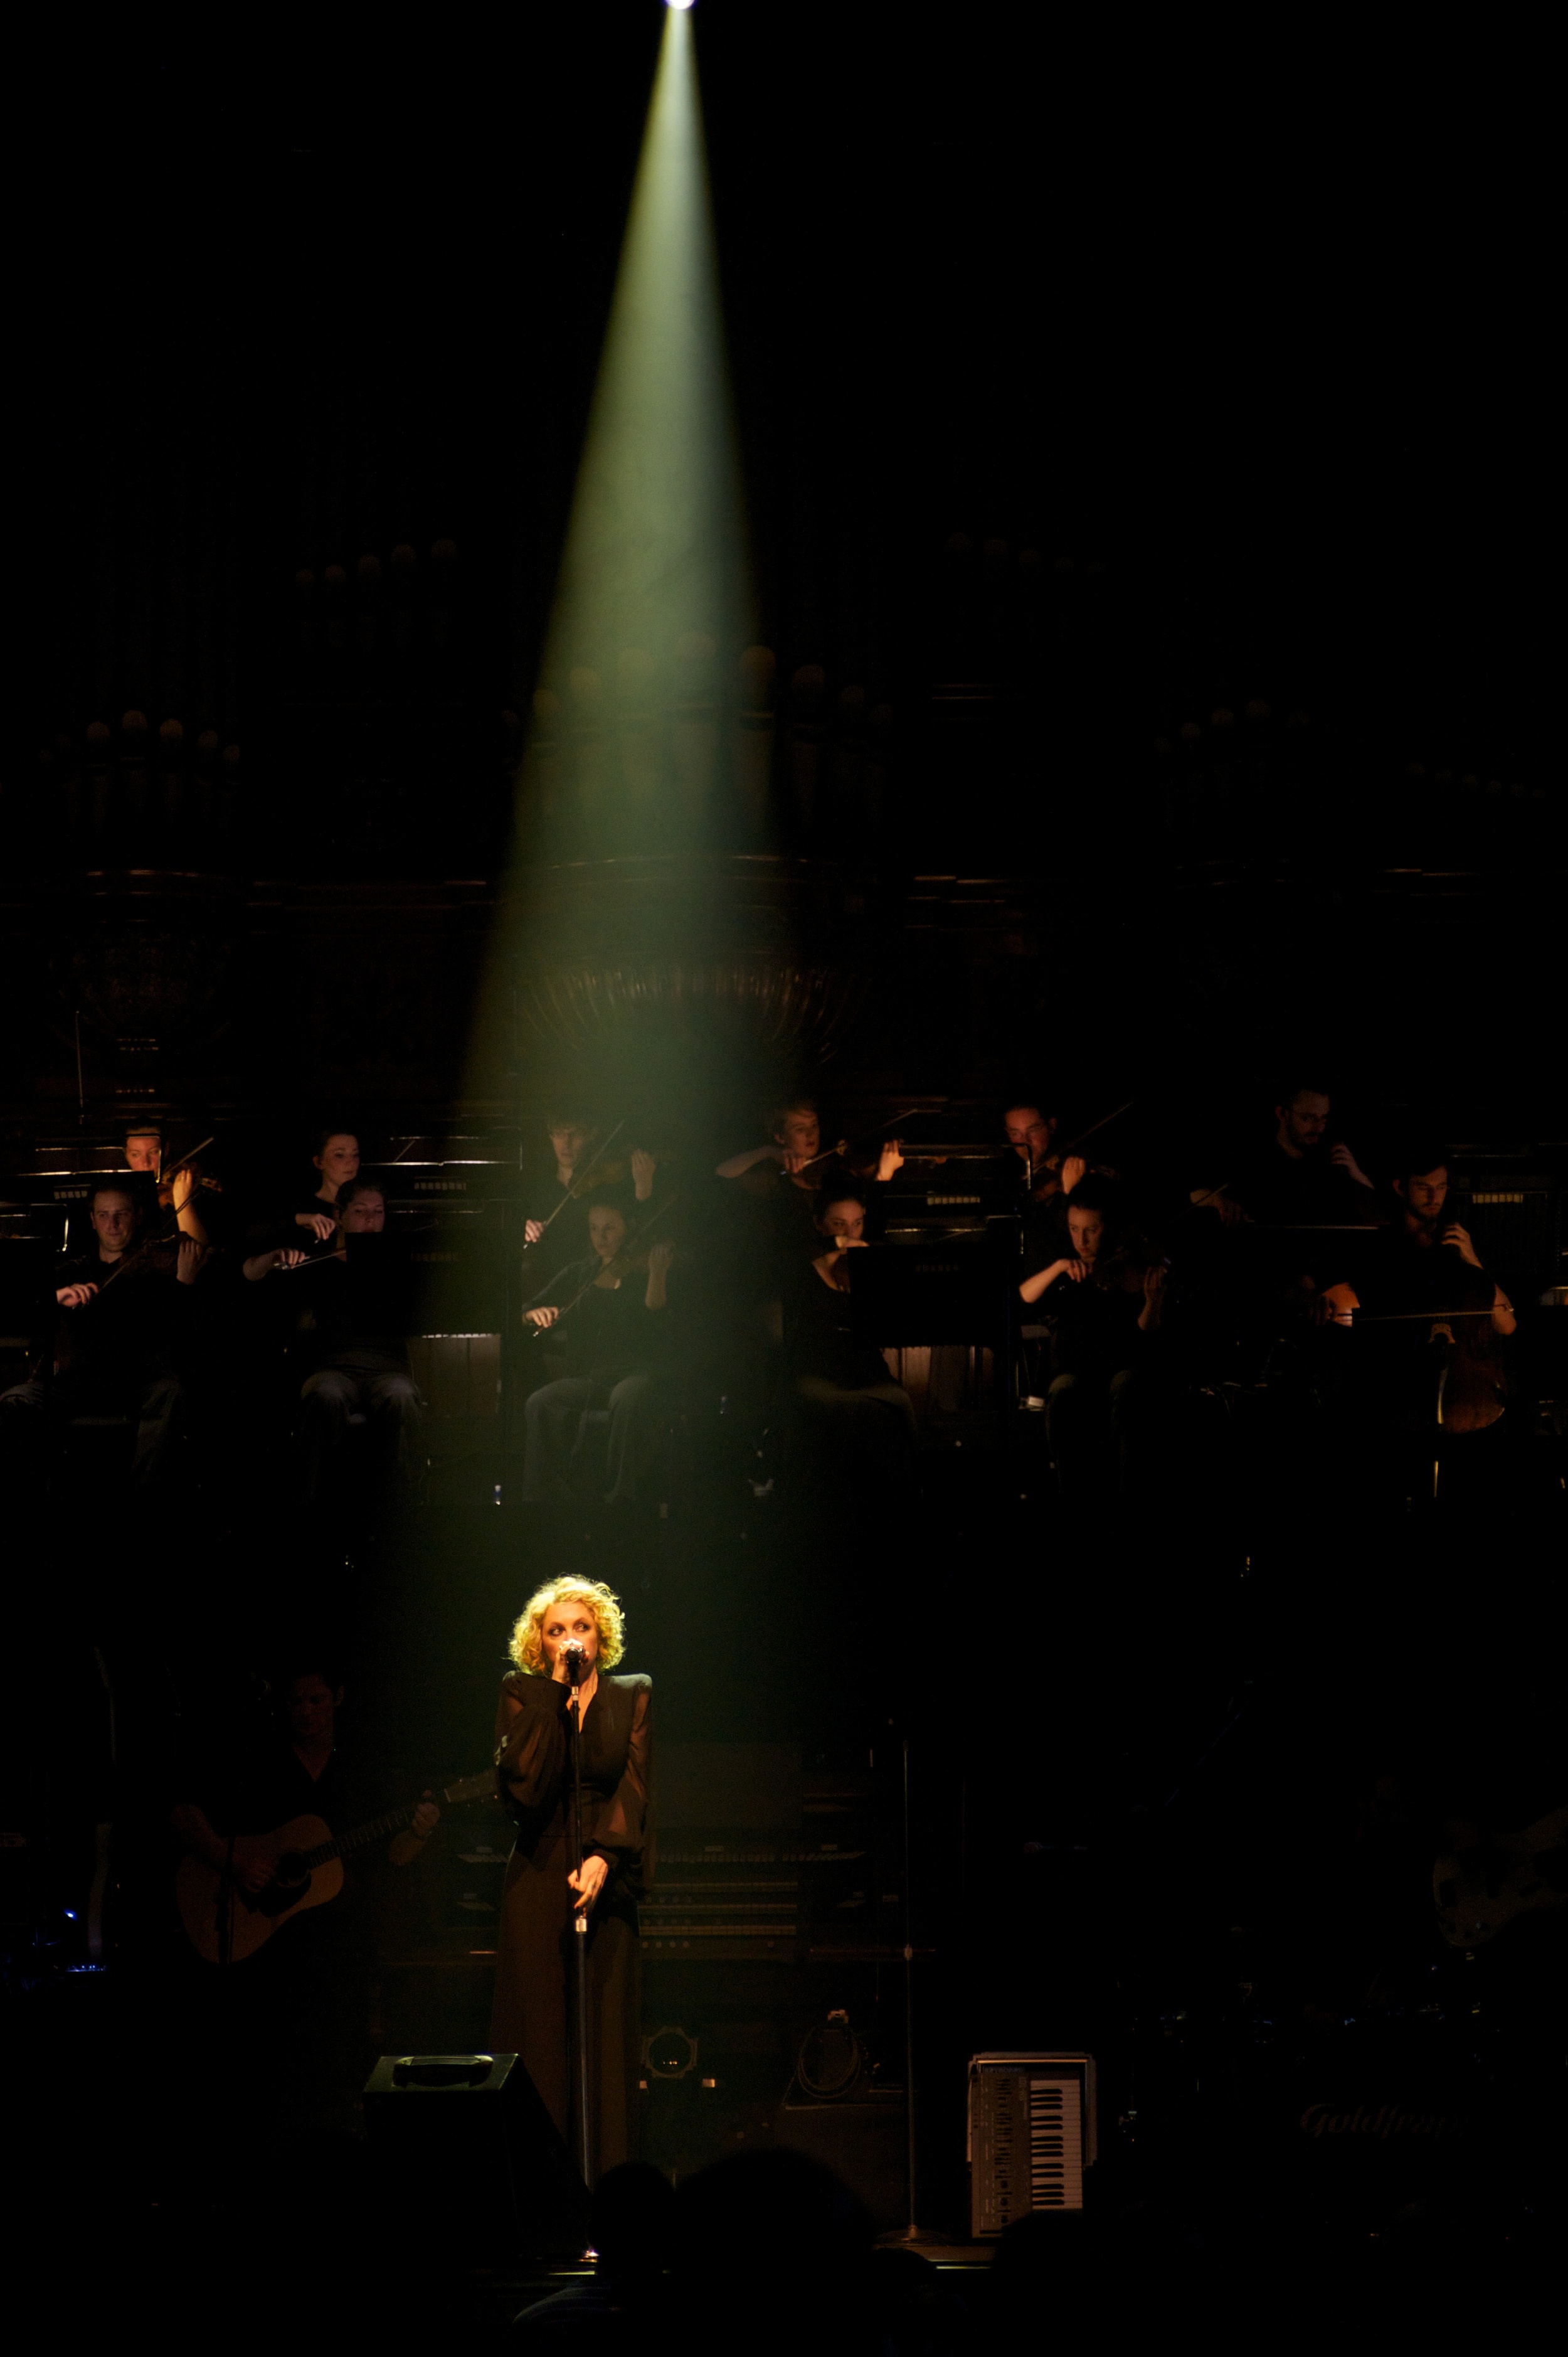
[169,1661,439,2123]
[171,1663,440,1901]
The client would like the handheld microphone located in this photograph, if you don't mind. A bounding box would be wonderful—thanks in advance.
[562,1640,586,1688]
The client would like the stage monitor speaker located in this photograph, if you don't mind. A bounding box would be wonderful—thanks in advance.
[363,2050,585,2257]
[968,2051,1097,2236]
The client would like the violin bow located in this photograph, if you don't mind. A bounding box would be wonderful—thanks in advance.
[1060,1100,1134,1154]
[270,1220,442,1272]
[794,1106,926,1176]
[524,1120,627,1248]
[93,1215,191,1291]
[527,1193,681,1338]
[270,1246,341,1274]
[1341,1306,1504,1323]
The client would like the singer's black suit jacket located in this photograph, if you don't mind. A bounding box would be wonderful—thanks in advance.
[494,1667,654,1897]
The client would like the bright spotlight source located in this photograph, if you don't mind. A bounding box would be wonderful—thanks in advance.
[666,1,695,10]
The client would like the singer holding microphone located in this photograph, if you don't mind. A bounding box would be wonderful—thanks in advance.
[490,1577,652,2178]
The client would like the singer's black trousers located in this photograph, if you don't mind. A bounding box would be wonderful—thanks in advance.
[490,1828,640,2176]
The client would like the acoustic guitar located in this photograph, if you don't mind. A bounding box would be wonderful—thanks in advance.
[178,1770,495,1964]
[1433,1802,1568,1950]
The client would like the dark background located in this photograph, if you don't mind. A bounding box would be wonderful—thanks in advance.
[8,6,1560,1142]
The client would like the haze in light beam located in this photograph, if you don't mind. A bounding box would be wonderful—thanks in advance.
[541,6,749,690]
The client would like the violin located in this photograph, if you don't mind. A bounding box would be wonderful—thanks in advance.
[526,1203,680,1333]
[562,1146,670,1200]
[1021,1099,1135,1202]
[154,1136,222,1210]
[1024,1150,1121,1206]
[157,1157,223,1209]
[593,1237,674,1280]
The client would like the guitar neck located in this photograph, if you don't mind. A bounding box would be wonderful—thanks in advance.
[297,1807,411,1872]
[294,1772,492,1872]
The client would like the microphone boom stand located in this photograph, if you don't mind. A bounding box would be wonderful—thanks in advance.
[896,1733,945,2248]
[566,1660,593,2193]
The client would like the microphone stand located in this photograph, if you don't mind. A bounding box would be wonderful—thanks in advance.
[565,1655,593,2193]
[896,1734,943,2248]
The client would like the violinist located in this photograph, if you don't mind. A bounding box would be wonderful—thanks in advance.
[781,1183,916,1500]
[122,1122,163,1226]
[290,1179,424,1501]
[520,1203,674,1509]
[717,1099,901,1277]
[124,1120,215,1248]
[522,1113,657,1282]
[997,1100,1109,1220]
[1017,1183,1165,1505]
[715,1097,828,1189]
[0,1181,208,1492]
[290,1129,362,1245]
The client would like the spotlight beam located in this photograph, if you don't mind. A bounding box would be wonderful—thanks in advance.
[537,2,748,742]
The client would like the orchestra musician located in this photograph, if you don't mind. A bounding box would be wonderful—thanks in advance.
[288,1178,424,1501]
[997,1099,1110,1218]
[717,1099,903,1275]
[520,1205,675,1509]
[782,1182,916,1498]
[1018,1182,1165,1504]
[1196,1080,1377,1230]
[1320,1150,1515,1343]
[715,1096,830,1188]
[522,1112,657,1281]
[0,1179,208,1492]
[490,1579,652,2178]
[124,1119,215,1248]
[292,1129,363,1245]
[1319,1149,1516,1494]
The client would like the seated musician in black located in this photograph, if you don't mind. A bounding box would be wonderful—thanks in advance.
[122,1120,165,1226]
[718,1099,902,1280]
[289,1178,423,1498]
[996,1100,1070,1205]
[521,1112,657,1284]
[995,1097,1122,1260]
[782,1183,916,1498]
[0,1180,208,1491]
[1018,1181,1165,1503]
[170,1661,438,2126]
[1320,1147,1515,1494]
[520,1203,674,1508]
[290,1127,363,1247]
[123,1118,215,1247]
[1200,1080,1377,1230]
